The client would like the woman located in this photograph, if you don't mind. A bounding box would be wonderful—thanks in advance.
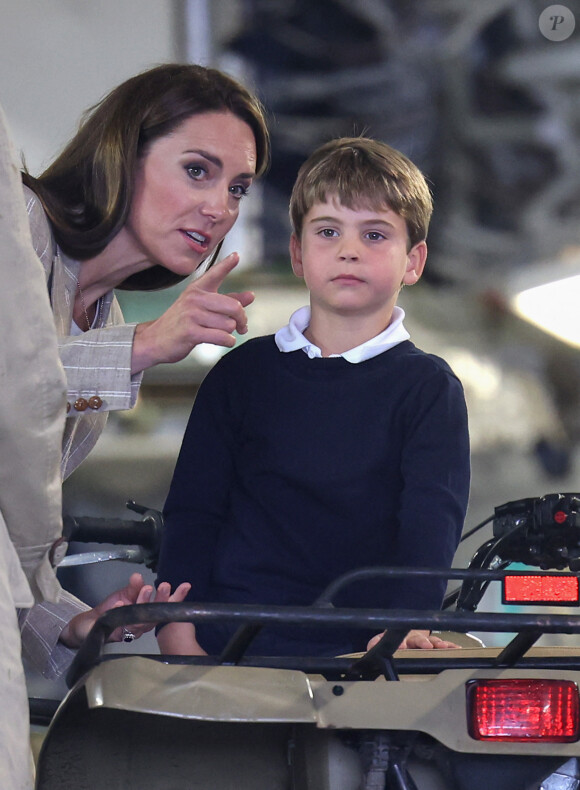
[19,62,271,677]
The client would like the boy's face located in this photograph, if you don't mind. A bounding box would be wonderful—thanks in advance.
[290,197,426,322]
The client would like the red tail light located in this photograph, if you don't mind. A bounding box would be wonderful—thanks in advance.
[466,679,580,742]
[502,573,579,606]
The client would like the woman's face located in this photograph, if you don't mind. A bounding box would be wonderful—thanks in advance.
[126,111,257,275]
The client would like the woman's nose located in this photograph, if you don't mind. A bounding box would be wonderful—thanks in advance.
[199,187,232,221]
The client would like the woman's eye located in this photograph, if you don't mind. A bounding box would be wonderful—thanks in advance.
[186,165,206,180]
[229,184,250,199]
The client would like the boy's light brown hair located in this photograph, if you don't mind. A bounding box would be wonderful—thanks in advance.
[289,137,433,249]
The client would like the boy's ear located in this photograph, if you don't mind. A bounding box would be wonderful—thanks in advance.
[402,241,427,286]
[289,233,304,278]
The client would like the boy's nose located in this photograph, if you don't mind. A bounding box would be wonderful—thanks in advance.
[338,239,360,260]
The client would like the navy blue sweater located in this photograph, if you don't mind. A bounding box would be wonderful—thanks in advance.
[157,336,470,656]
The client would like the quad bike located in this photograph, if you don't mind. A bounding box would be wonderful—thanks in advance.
[32,493,580,789]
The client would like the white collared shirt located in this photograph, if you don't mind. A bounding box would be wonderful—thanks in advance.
[274,305,410,363]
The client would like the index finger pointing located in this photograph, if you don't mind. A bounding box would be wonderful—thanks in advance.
[197,252,240,292]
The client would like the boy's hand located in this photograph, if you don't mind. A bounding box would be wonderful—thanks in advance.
[156,621,208,656]
[366,629,461,651]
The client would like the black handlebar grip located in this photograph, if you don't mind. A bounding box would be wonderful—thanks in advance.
[62,514,162,554]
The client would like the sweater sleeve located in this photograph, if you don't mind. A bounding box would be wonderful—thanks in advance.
[394,366,470,610]
[156,358,236,599]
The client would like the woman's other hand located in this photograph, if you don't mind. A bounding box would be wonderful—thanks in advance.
[59,573,191,648]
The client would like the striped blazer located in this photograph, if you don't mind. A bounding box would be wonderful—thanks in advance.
[19,187,145,678]
[24,186,142,479]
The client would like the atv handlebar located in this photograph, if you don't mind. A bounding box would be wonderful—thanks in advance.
[61,501,163,571]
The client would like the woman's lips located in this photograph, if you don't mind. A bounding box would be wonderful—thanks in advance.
[180,229,211,252]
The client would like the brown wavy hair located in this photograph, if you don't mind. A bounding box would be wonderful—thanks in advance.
[289,137,432,250]
[23,63,270,290]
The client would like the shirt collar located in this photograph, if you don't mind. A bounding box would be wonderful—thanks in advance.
[274,305,410,363]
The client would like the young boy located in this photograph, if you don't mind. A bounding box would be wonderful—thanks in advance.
[156,137,470,657]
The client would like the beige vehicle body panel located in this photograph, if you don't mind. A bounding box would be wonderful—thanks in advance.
[82,647,580,757]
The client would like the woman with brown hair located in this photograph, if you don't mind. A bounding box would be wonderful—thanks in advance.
[18,62,270,677]
[23,61,270,477]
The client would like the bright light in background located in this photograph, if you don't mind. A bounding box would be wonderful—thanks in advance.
[511,273,580,348]
[189,343,227,366]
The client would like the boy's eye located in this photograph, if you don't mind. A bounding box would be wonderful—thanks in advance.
[366,231,386,241]
[318,228,338,238]
[185,164,207,180]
